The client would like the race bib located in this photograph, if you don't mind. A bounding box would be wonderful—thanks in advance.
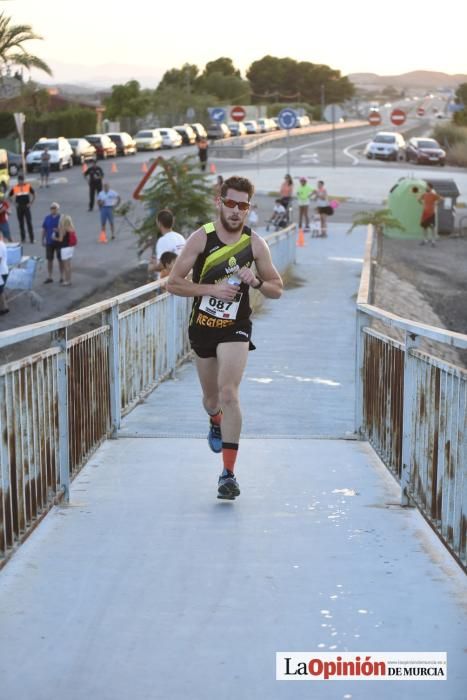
[199,293,241,320]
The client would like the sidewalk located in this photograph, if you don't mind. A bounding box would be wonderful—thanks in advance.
[0,224,465,700]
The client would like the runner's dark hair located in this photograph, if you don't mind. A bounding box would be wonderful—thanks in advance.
[220,176,254,200]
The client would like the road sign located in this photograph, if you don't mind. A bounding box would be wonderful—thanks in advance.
[278,108,298,130]
[417,106,425,117]
[209,107,226,123]
[390,108,406,126]
[186,107,196,120]
[368,110,382,126]
[323,104,343,123]
[231,105,246,122]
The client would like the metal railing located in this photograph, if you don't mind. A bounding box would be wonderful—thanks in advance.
[355,226,467,568]
[0,226,296,561]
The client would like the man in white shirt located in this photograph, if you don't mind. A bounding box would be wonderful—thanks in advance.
[97,182,121,240]
[151,209,185,276]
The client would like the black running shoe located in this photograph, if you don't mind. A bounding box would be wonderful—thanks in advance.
[217,472,240,500]
[208,421,222,453]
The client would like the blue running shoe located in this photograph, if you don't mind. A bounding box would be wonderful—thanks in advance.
[208,421,222,453]
[217,472,240,500]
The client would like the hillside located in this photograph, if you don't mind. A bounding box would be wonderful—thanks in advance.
[348,70,467,90]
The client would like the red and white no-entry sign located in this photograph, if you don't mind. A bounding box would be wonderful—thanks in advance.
[417,106,425,117]
[390,108,406,126]
[368,110,382,126]
[230,105,246,122]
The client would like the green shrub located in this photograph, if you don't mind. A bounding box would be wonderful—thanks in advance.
[432,123,467,148]
[446,141,467,167]
[24,108,97,146]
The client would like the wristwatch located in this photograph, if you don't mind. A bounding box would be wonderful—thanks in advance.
[252,277,264,289]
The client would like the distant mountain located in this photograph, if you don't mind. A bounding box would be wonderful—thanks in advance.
[348,71,467,90]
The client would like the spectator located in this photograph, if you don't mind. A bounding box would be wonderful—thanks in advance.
[153,209,185,275]
[97,182,121,240]
[279,173,294,221]
[247,203,259,228]
[0,230,9,315]
[312,180,330,237]
[418,182,443,247]
[56,214,76,286]
[197,136,209,172]
[159,251,177,279]
[266,199,287,231]
[0,191,12,241]
[41,202,63,283]
[9,174,35,243]
[296,177,313,231]
[83,159,104,212]
[39,146,50,188]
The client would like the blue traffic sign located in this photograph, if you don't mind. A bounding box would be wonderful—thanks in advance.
[209,107,227,123]
[278,108,298,130]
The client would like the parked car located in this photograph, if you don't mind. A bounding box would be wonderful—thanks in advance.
[83,134,117,159]
[243,120,259,134]
[297,115,311,128]
[207,123,231,140]
[228,122,248,137]
[257,117,276,133]
[7,151,23,176]
[67,138,97,165]
[26,137,74,172]
[106,132,137,156]
[364,131,406,161]
[158,128,182,148]
[405,137,446,166]
[190,123,207,140]
[172,124,197,145]
[134,129,163,151]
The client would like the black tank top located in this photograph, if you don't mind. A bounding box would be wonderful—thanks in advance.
[189,222,255,328]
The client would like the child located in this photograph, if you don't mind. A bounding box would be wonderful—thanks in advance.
[247,204,259,228]
[159,251,177,279]
[266,199,287,231]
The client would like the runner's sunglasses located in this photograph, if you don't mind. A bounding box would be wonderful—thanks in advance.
[220,197,250,211]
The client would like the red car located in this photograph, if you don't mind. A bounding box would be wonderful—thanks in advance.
[83,134,117,159]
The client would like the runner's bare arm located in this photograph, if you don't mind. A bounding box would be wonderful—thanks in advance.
[167,229,240,301]
[236,232,283,299]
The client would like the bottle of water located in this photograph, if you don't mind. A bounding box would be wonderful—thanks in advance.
[228,275,240,286]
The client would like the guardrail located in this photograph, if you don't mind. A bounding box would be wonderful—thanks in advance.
[209,120,368,158]
[0,226,296,562]
[355,226,467,569]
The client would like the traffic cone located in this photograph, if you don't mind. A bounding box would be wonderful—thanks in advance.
[141,162,148,173]
[111,161,118,173]
[209,163,216,174]
[98,229,108,244]
[296,228,305,247]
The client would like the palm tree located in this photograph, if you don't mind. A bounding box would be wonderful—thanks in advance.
[347,208,405,262]
[0,12,52,78]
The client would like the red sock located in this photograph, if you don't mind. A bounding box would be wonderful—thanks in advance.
[222,442,238,473]
[209,409,222,426]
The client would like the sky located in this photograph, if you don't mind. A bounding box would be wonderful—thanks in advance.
[6,0,467,87]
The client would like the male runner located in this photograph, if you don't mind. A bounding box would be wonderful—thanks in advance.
[167,176,283,500]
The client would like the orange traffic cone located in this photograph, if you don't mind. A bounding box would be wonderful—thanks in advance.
[141,162,148,173]
[296,228,305,247]
[209,162,216,174]
[99,229,108,244]
[111,161,118,173]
